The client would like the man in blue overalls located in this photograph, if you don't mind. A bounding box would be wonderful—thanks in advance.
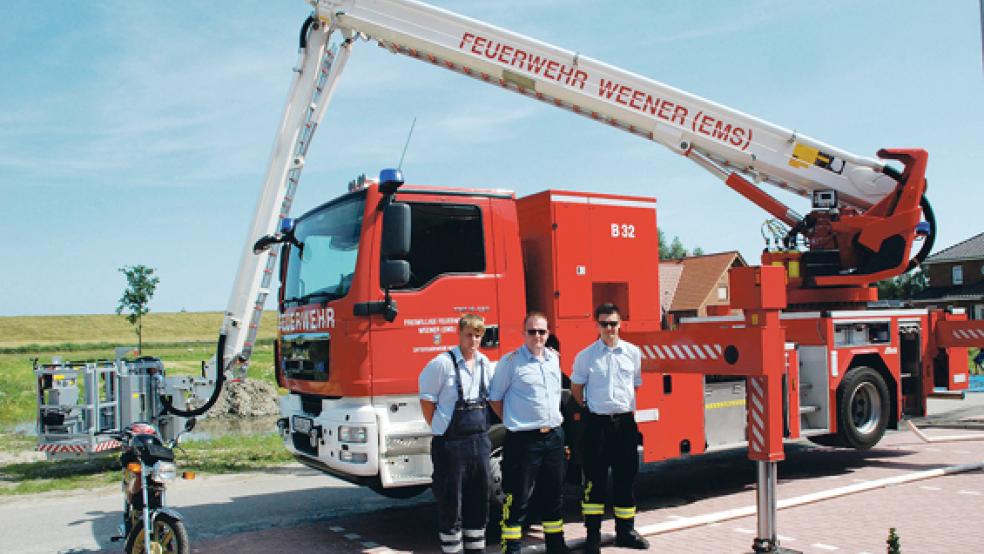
[420,314,494,554]
[572,302,649,552]
[490,311,569,554]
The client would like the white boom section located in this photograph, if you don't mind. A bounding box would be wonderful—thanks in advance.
[220,21,354,373]
[312,0,898,210]
[221,0,904,369]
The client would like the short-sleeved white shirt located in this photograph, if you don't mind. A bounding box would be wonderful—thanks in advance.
[418,347,493,436]
[571,338,642,414]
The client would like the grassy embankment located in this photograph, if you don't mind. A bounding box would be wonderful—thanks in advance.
[0,312,292,496]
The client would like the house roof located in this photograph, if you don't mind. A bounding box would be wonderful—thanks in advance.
[659,263,684,313]
[923,231,984,264]
[660,251,747,312]
[911,281,984,303]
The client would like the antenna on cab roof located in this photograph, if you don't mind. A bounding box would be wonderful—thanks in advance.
[397,116,417,171]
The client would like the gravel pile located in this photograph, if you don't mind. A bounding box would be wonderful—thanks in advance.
[209,378,279,417]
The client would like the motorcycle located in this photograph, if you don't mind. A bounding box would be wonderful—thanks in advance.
[110,419,195,554]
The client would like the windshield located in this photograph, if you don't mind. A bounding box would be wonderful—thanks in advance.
[284,192,365,304]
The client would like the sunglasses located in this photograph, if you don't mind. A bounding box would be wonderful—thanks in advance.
[597,321,620,328]
[525,329,548,336]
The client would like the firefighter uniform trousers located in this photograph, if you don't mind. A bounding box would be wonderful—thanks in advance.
[500,427,566,553]
[581,412,640,539]
[431,433,491,553]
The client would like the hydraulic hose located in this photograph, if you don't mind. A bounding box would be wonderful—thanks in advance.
[160,333,227,417]
[882,164,935,271]
[907,194,936,271]
[299,16,315,49]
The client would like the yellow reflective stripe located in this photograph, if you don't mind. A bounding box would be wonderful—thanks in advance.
[581,502,605,515]
[500,493,512,528]
[705,399,746,410]
[501,526,522,540]
[582,481,593,504]
[500,494,519,548]
[541,519,564,534]
[613,506,636,519]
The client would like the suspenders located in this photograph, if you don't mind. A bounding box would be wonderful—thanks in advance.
[445,351,489,437]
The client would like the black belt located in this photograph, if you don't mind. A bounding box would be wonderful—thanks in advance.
[588,412,633,422]
[510,426,560,435]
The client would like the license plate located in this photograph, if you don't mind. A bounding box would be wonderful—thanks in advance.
[293,416,313,434]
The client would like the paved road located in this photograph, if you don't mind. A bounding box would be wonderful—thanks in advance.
[2,394,981,553]
[0,466,429,553]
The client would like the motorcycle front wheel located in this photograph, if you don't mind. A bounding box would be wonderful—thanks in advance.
[124,512,190,554]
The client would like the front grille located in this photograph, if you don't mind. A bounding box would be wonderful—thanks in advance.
[292,432,318,456]
[281,337,330,382]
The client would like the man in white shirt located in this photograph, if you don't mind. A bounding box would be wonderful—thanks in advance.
[572,303,649,552]
[419,314,494,554]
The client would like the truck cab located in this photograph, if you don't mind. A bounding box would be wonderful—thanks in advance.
[276,176,526,492]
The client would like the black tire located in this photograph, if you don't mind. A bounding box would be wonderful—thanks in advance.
[488,425,507,511]
[835,367,891,450]
[371,483,429,499]
[124,513,190,554]
[807,433,843,448]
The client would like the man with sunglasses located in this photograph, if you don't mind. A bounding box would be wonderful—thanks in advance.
[571,303,649,552]
[489,311,568,554]
[419,314,494,554]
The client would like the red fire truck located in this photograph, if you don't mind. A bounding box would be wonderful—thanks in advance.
[178,1,984,524]
[269,172,975,497]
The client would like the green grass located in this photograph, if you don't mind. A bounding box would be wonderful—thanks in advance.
[0,433,292,496]
[0,432,35,453]
[179,433,294,472]
[0,311,275,348]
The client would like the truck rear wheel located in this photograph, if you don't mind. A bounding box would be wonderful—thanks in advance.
[835,367,890,450]
[488,425,507,510]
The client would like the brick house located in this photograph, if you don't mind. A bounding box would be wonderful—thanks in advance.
[660,251,747,322]
[911,231,984,320]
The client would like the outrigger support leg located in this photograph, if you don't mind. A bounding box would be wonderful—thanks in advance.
[752,460,800,553]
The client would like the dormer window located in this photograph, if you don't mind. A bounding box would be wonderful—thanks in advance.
[952,265,964,285]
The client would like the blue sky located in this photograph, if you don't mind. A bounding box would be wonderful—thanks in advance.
[1,1,981,316]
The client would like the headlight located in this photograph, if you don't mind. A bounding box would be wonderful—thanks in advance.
[338,425,368,443]
[151,461,177,483]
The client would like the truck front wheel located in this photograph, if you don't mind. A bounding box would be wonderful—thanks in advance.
[835,367,890,450]
[371,483,428,499]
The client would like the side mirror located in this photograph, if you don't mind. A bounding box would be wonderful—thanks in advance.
[253,234,281,254]
[382,202,411,259]
[381,259,410,289]
[253,219,297,255]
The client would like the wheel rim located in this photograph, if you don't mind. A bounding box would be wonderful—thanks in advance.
[129,520,178,554]
[848,381,882,435]
[489,445,506,505]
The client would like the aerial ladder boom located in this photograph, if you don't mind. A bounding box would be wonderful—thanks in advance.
[310,0,934,291]
[208,0,935,382]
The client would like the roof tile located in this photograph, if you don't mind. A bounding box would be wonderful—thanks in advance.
[662,251,746,311]
[923,231,984,264]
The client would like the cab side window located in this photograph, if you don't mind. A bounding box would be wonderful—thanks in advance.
[394,202,485,289]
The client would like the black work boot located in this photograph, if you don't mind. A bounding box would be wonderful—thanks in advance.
[615,518,650,550]
[544,532,570,554]
[583,515,602,554]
